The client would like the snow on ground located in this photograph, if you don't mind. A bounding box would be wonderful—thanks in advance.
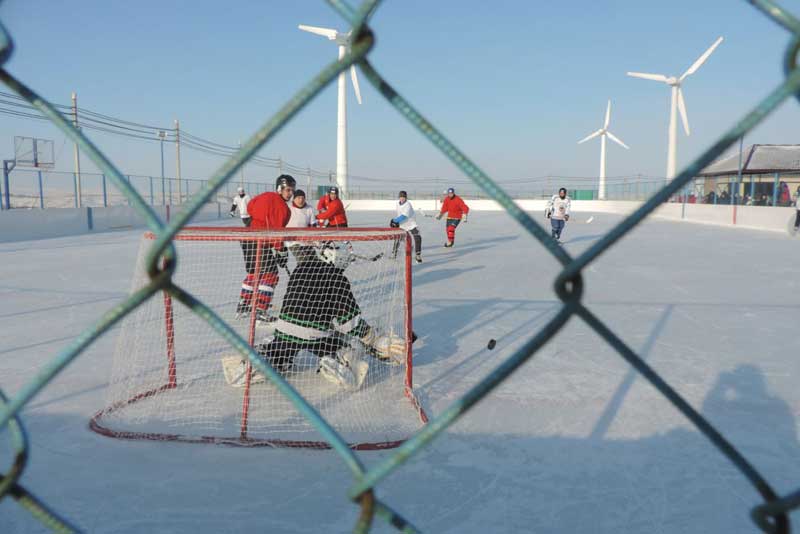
[1,209,799,533]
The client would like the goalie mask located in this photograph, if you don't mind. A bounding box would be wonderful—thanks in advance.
[316,241,352,269]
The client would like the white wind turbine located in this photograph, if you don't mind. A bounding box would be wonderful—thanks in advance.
[577,100,629,200]
[627,36,723,180]
[298,24,363,197]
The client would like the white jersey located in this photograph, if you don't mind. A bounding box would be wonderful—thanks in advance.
[287,203,315,228]
[231,194,251,219]
[547,195,571,220]
[395,200,418,231]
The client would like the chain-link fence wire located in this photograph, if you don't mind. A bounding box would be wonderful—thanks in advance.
[1,0,799,532]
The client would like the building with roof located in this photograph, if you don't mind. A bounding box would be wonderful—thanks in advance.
[696,144,800,206]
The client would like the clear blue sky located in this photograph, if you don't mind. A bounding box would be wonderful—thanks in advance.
[1,0,798,191]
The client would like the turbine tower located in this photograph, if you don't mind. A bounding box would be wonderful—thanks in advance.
[298,24,363,197]
[578,100,629,200]
[627,36,723,180]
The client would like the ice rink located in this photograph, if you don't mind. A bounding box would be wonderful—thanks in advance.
[2,209,799,533]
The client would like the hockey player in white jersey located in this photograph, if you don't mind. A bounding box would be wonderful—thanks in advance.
[390,190,423,263]
[286,189,317,263]
[229,187,252,226]
[546,187,571,244]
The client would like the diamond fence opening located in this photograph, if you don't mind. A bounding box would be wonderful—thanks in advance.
[1,1,800,533]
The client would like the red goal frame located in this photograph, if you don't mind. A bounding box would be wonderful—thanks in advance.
[89,227,428,450]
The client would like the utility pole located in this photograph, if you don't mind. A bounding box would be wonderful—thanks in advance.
[238,140,245,188]
[158,130,167,205]
[175,119,182,204]
[71,92,83,208]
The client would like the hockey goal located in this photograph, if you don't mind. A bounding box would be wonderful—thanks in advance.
[90,226,427,449]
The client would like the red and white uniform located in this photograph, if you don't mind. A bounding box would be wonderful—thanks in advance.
[439,195,470,244]
[316,197,348,227]
[240,192,291,313]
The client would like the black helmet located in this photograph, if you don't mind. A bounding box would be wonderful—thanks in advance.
[398,190,407,198]
[558,187,567,195]
[275,174,296,192]
[329,186,339,195]
[294,189,306,198]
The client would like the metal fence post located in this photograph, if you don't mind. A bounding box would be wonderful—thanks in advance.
[773,172,779,206]
[149,176,154,206]
[37,170,44,209]
[73,172,78,208]
[102,174,108,207]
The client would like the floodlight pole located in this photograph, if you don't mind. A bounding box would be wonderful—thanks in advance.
[71,92,83,208]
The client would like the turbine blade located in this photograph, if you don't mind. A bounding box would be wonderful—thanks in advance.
[298,24,338,40]
[626,72,668,82]
[680,36,723,80]
[350,65,362,105]
[604,100,611,128]
[677,88,690,135]
[606,131,630,149]
[578,129,603,144]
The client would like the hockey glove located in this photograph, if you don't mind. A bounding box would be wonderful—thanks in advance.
[461,213,468,223]
[565,214,570,221]
[360,328,405,365]
[545,209,551,219]
[229,211,236,218]
[435,213,443,220]
[389,219,400,228]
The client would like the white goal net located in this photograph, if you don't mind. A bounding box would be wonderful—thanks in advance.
[91,226,426,449]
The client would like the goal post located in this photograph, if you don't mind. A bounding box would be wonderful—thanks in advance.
[90,226,427,449]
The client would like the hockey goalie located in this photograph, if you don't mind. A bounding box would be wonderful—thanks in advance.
[223,241,409,390]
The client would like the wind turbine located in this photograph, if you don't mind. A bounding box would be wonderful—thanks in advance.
[578,100,629,200]
[627,36,723,180]
[298,24,363,197]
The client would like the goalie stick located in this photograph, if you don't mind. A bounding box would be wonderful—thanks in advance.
[351,251,384,262]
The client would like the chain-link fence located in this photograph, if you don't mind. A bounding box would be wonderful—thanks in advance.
[1,1,800,533]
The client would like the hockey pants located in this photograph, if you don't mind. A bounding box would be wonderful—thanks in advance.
[795,211,800,229]
[240,240,280,312]
[550,218,566,240]
[445,219,460,243]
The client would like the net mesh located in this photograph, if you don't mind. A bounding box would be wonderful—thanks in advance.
[93,227,422,448]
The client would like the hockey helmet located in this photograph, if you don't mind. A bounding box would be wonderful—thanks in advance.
[316,241,352,269]
[275,174,296,192]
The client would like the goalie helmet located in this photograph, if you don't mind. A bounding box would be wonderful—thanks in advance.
[316,241,352,269]
[275,174,296,192]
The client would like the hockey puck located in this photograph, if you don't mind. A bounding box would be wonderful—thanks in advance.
[487,339,496,350]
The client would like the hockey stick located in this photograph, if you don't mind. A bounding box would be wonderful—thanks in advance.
[351,251,384,262]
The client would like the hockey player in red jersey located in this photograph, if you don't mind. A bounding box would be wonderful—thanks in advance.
[236,174,294,321]
[316,186,348,227]
[435,187,470,247]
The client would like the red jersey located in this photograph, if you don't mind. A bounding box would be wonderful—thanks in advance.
[440,195,469,219]
[316,197,348,226]
[246,192,291,230]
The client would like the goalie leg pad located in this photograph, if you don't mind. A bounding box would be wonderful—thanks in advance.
[221,356,267,388]
[318,349,369,390]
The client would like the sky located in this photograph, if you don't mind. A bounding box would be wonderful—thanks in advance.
[0,0,799,193]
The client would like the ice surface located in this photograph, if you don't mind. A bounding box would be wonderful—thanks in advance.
[1,210,799,533]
